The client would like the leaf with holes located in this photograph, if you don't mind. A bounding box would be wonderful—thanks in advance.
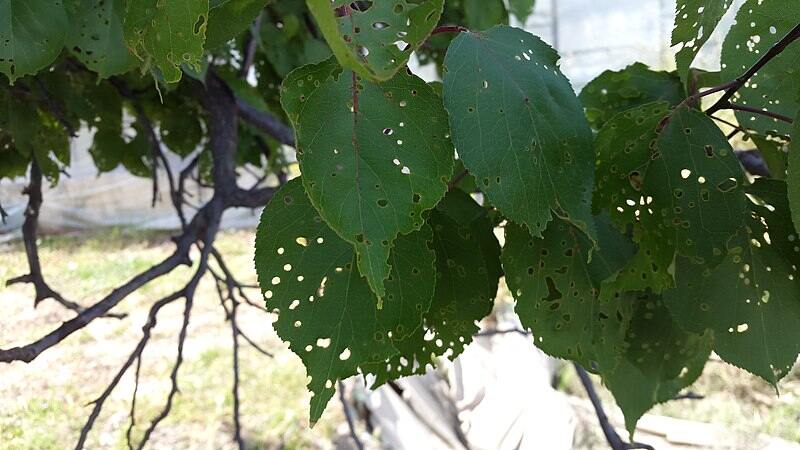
[504,216,634,371]
[306,0,444,81]
[579,62,684,130]
[281,57,454,298]
[672,0,735,85]
[124,0,209,83]
[720,0,800,137]
[443,25,596,242]
[65,0,137,79]
[594,104,747,294]
[0,0,68,83]
[365,189,501,385]
[665,179,800,385]
[602,292,712,435]
[254,179,436,423]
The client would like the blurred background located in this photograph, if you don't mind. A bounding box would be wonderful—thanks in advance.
[3,1,800,449]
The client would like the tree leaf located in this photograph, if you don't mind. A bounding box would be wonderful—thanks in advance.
[65,0,137,79]
[594,104,747,294]
[364,189,501,385]
[672,0,735,84]
[579,62,684,130]
[254,179,436,423]
[508,0,536,23]
[464,0,508,31]
[789,110,800,232]
[443,25,596,242]
[602,292,711,436]
[124,0,209,83]
[665,179,800,384]
[504,216,634,371]
[720,0,800,137]
[206,0,271,50]
[0,0,68,84]
[306,0,444,81]
[281,57,454,298]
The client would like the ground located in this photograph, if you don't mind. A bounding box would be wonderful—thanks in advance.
[1,229,799,449]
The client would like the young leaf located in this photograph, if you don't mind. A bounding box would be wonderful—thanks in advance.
[579,63,684,130]
[306,0,444,81]
[65,0,137,79]
[602,292,711,436]
[281,57,454,298]
[720,0,800,137]
[206,0,271,50]
[254,179,436,423]
[124,0,209,83]
[672,0,735,84]
[364,189,501,385]
[443,25,596,241]
[665,180,800,385]
[503,216,634,371]
[508,0,536,23]
[594,104,747,293]
[0,0,68,84]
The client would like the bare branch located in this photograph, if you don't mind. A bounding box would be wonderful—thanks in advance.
[0,199,8,224]
[75,291,184,449]
[716,102,794,125]
[240,12,264,79]
[230,300,246,450]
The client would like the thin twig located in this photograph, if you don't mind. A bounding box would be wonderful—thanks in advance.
[240,12,264,79]
[230,300,246,450]
[0,199,8,224]
[338,381,365,450]
[574,364,654,450]
[717,102,794,124]
[431,25,469,35]
[126,355,143,450]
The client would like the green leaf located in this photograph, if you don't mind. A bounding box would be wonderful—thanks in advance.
[306,0,444,81]
[443,25,596,242]
[464,0,508,31]
[672,0,735,84]
[503,216,634,371]
[206,0,271,50]
[789,110,800,232]
[602,292,711,435]
[365,190,501,385]
[254,179,436,423]
[65,0,137,79]
[281,57,454,298]
[665,179,800,384]
[579,62,684,130]
[508,0,536,23]
[0,0,68,83]
[594,104,747,294]
[720,0,800,137]
[749,133,787,179]
[124,0,209,83]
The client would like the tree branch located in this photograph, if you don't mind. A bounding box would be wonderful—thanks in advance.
[236,97,296,146]
[716,102,794,124]
[706,23,800,115]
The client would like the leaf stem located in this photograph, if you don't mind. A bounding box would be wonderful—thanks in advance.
[431,25,469,35]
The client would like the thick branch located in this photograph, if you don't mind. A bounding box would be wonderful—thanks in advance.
[6,161,102,315]
[706,23,800,115]
[236,98,296,146]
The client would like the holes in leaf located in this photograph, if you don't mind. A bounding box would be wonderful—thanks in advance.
[383,128,394,135]
[716,177,738,193]
[377,199,388,207]
[296,237,308,247]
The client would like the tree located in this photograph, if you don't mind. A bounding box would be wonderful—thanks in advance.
[1,0,799,448]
